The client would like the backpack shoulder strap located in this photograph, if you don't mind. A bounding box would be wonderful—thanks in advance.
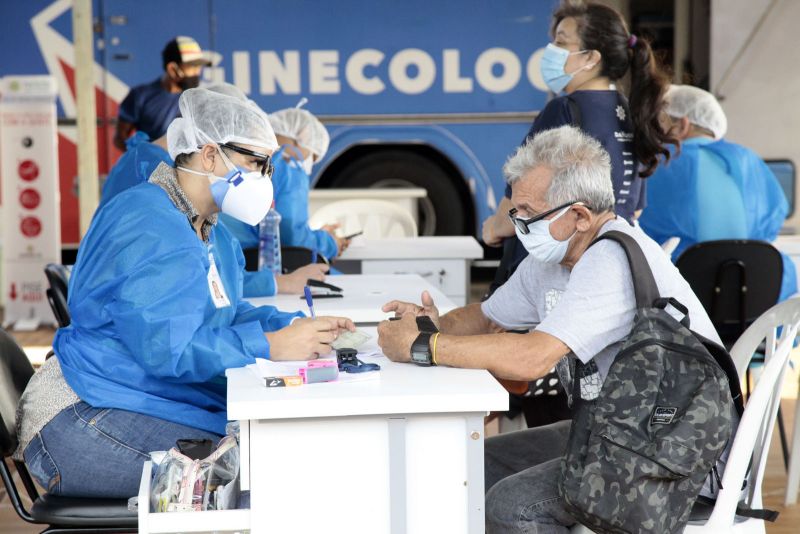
[590,230,660,309]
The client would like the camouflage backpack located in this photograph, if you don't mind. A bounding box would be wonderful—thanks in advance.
[558,231,744,534]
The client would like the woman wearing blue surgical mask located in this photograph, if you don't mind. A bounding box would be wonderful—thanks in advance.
[13,88,355,499]
[481,1,677,429]
[484,1,677,286]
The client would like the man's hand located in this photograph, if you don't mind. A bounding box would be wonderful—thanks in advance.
[382,290,441,329]
[275,263,330,294]
[377,313,420,363]
[266,316,355,360]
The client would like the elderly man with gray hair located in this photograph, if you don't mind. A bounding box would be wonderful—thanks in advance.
[377,125,721,533]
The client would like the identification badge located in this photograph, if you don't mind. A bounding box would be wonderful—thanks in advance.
[207,253,231,308]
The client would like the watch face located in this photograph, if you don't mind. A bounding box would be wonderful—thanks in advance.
[411,333,433,366]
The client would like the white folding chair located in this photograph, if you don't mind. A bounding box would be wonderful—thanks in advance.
[308,199,418,239]
[572,297,800,534]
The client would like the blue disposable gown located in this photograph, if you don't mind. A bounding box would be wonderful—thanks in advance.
[99,132,171,208]
[639,137,797,300]
[55,183,303,435]
[220,151,337,260]
[100,136,278,297]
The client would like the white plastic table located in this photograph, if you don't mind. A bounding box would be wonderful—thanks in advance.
[226,328,508,534]
[338,236,484,306]
[245,273,456,324]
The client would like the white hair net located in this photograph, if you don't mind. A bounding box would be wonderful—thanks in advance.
[269,108,330,159]
[167,88,278,160]
[205,83,248,101]
[665,85,728,140]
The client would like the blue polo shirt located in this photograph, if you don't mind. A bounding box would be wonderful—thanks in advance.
[118,78,181,140]
[504,90,643,271]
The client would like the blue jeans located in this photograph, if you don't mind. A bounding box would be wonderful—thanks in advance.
[24,402,221,498]
[484,420,576,534]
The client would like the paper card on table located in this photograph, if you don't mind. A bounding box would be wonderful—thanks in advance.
[331,329,371,350]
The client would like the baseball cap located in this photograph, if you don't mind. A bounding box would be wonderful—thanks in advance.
[162,36,212,69]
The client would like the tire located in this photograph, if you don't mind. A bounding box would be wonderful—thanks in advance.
[328,150,470,236]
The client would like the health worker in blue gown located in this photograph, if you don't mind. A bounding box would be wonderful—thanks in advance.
[14,88,355,499]
[220,107,349,262]
[100,84,328,298]
[639,85,797,301]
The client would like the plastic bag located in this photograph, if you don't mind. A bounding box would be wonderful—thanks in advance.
[149,435,240,513]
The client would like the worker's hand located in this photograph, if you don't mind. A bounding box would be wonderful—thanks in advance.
[377,313,419,363]
[275,263,330,294]
[382,290,440,329]
[266,316,354,360]
[321,223,351,257]
[334,235,351,257]
[482,212,515,247]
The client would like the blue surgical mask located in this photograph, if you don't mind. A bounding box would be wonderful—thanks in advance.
[540,43,590,94]
[514,205,575,264]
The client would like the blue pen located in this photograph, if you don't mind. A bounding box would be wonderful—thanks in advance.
[304,286,316,319]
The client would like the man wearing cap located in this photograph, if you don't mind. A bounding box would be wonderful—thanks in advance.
[113,36,211,151]
[639,84,797,300]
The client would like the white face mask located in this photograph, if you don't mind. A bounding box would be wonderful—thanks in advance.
[514,205,576,264]
[179,147,274,226]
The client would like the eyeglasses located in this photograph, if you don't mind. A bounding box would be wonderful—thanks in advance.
[508,201,581,235]
[219,143,274,178]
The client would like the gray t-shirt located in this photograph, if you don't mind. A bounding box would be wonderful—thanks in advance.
[482,218,722,390]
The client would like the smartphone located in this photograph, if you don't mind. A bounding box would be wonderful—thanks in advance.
[343,230,363,240]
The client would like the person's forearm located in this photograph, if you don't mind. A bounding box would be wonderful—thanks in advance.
[433,331,568,381]
[492,196,516,238]
[439,303,493,335]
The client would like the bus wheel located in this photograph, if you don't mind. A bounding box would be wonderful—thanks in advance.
[328,150,470,236]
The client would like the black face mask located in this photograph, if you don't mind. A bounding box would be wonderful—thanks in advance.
[177,74,201,90]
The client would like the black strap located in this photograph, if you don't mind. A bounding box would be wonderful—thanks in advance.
[589,231,660,310]
[694,495,779,522]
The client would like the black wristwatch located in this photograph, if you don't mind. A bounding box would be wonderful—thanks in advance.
[416,315,438,334]
[410,332,435,366]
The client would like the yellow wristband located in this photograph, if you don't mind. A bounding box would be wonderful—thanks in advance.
[432,332,441,366]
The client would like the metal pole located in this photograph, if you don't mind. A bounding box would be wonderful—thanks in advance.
[673,0,690,84]
[72,0,99,238]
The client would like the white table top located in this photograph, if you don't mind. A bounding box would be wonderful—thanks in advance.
[341,236,483,261]
[245,274,455,324]
[226,327,508,421]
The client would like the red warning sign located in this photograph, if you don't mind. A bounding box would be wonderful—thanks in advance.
[19,188,41,210]
[18,159,39,181]
[20,216,42,238]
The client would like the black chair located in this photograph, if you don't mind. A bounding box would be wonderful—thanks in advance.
[676,239,788,465]
[0,327,137,533]
[243,246,327,273]
[44,264,70,328]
